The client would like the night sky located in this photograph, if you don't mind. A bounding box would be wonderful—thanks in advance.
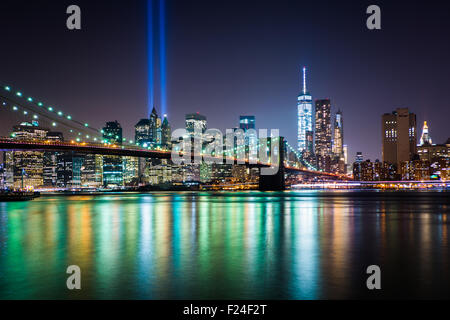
[1,0,449,161]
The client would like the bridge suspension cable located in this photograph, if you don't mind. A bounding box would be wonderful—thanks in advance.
[1,84,136,145]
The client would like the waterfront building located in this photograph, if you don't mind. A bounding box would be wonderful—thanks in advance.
[200,163,213,183]
[382,108,417,171]
[6,122,49,189]
[343,144,350,174]
[72,155,84,187]
[231,165,250,184]
[102,121,123,187]
[0,156,5,189]
[143,159,172,185]
[43,132,64,188]
[401,160,431,181]
[211,163,233,183]
[353,158,395,181]
[56,153,73,188]
[297,67,314,153]
[315,99,332,171]
[123,156,139,186]
[81,154,103,188]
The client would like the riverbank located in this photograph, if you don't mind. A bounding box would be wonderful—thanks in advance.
[0,191,40,201]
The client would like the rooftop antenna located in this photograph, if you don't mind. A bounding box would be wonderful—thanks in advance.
[302,66,307,94]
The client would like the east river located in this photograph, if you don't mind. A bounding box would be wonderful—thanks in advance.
[0,190,449,299]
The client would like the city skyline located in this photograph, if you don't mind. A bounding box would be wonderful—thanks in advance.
[0,1,449,165]
[1,0,450,305]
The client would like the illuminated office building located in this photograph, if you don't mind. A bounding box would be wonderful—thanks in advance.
[382,108,417,170]
[419,121,432,146]
[102,121,123,187]
[333,110,344,157]
[239,116,255,131]
[315,99,332,171]
[148,106,162,147]
[6,122,49,189]
[0,154,5,190]
[123,156,139,186]
[161,115,171,148]
[81,154,103,188]
[297,67,314,153]
[43,132,63,187]
[186,113,207,139]
[332,110,345,173]
[135,119,152,147]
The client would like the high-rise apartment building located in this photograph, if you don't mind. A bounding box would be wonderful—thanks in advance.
[382,108,417,170]
[315,99,332,171]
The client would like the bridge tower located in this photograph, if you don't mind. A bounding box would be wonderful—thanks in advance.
[259,136,285,191]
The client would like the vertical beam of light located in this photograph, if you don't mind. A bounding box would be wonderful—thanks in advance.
[159,0,167,116]
[147,0,154,117]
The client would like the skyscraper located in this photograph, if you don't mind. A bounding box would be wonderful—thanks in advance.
[102,121,123,145]
[315,99,332,171]
[419,121,432,146]
[186,113,207,138]
[332,110,345,174]
[297,67,314,153]
[43,132,63,187]
[382,108,417,170]
[149,107,161,146]
[6,122,49,189]
[102,121,123,187]
[135,119,152,147]
[333,110,344,157]
[161,115,171,148]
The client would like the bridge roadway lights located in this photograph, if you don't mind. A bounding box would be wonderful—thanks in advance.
[259,137,285,191]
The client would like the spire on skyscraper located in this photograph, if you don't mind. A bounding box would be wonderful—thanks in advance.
[302,66,307,94]
[419,121,432,146]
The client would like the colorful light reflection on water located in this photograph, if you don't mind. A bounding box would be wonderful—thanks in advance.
[0,191,449,299]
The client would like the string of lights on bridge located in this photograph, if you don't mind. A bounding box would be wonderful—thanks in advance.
[1,84,317,170]
[1,84,138,146]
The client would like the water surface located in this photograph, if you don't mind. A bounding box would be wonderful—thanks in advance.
[0,190,449,299]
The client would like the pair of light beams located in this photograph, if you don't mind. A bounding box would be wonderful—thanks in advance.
[148,0,167,118]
